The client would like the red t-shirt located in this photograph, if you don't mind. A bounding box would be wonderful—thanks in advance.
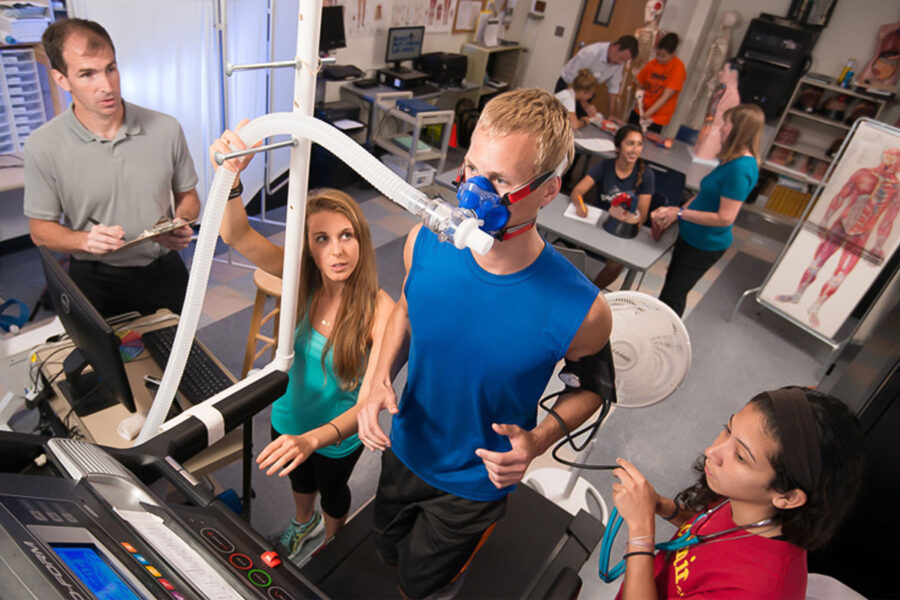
[616,503,807,599]
[637,57,686,126]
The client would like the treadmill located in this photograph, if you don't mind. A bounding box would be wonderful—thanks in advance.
[0,364,603,599]
[0,368,323,599]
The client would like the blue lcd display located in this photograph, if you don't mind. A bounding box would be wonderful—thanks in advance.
[51,544,140,600]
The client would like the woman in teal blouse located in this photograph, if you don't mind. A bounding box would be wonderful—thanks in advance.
[651,104,764,316]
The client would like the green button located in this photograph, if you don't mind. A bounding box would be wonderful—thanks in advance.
[247,569,271,587]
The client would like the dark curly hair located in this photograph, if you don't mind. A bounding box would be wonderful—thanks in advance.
[674,387,864,550]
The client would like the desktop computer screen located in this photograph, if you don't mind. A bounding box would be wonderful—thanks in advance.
[38,247,137,416]
[385,25,425,72]
[320,5,347,52]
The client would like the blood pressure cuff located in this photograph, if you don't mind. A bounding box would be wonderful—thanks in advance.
[560,341,617,404]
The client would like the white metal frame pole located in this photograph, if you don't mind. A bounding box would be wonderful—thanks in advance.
[275,0,321,366]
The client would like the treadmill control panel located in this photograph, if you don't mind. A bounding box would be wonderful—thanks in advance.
[173,504,309,599]
[0,489,198,599]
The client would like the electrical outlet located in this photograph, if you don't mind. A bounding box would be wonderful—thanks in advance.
[555,26,564,37]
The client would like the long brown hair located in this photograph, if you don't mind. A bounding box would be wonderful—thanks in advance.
[297,189,378,391]
[717,103,764,164]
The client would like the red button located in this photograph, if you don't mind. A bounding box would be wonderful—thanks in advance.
[260,551,281,568]
[159,579,175,591]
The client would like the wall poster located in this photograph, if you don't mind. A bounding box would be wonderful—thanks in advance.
[759,119,900,339]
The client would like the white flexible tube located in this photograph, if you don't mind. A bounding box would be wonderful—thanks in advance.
[137,113,491,442]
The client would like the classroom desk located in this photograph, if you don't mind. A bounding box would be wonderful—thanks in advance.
[574,124,715,192]
[537,194,678,290]
[36,310,242,478]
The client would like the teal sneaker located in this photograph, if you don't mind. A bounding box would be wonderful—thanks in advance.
[280,512,324,559]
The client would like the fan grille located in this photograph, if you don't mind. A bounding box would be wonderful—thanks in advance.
[606,291,691,408]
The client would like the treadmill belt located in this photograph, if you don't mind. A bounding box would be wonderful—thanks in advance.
[302,484,603,599]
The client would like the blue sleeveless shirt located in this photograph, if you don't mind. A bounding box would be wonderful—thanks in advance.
[270,320,361,458]
[390,228,598,501]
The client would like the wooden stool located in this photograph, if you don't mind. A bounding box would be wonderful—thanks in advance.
[242,268,283,378]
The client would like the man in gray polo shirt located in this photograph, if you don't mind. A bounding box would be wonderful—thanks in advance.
[24,18,199,317]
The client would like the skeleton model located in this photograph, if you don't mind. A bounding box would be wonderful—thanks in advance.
[620,0,664,118]
[687,10,740,130]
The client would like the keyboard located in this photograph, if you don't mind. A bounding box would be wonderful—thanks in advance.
[410,82,441,97]
[325,64,364,80]
[141,325,233,405]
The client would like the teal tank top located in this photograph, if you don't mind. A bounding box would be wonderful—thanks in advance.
[270,319,361,458]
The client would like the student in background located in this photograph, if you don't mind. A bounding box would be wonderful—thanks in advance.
[629,33,686,134]
[557,35,639,119]
[571,124,654,289]
[211,129,393,558]
[651,103,763,316]
[555,69,600,131]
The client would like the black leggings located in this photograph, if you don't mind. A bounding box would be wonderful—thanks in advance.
[658,236,725,317]
[270,427,363,519]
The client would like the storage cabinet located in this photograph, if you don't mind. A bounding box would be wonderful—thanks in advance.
[371,93,454,186]
[757,76,889,223]
[460,43,521,108]
[0,48,48,153]
[762,77,888,187]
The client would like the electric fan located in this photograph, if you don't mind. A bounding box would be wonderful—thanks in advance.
[524,291,692,523]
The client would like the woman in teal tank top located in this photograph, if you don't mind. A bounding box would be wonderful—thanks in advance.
[212,129,393,558]
[650,104,764,316]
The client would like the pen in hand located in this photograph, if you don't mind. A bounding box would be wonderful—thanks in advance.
[575,194,588,217]
[87,217,126,241]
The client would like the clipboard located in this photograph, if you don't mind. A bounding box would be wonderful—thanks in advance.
[109,217,198,253]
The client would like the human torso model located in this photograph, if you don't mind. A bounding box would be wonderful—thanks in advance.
[688,11,740,129]
[693,61,740,161]
[621,0,664,119]
[856,21,900,91]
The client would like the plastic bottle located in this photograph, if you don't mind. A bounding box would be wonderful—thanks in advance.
[837,59,854,85]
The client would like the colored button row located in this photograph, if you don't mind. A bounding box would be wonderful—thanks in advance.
[121,541,184,599]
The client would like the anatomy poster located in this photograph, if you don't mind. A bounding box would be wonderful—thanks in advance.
[324,0,386,36]
[392,0,456,32]
[759,120,900,339]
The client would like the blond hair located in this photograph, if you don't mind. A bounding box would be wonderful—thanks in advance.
[476,88,574,175]
[572,69,598,94]
[718,103,765,164]
[297,189,378,391]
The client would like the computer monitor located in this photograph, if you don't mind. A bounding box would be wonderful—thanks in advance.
[320,5,347,53]
[38,247,137,416]
[385,26,424,72]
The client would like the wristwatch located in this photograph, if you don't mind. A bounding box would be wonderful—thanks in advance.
[676,208,684,221]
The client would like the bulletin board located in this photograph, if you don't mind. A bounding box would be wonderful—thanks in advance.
[453,0,485,33]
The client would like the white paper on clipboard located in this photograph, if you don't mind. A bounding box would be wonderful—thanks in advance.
[574,138,616,153]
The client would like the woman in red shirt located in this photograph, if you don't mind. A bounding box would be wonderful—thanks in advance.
[610,387,863,599]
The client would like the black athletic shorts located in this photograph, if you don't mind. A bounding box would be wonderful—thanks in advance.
[373,448,507,599]
[270,427,363,519]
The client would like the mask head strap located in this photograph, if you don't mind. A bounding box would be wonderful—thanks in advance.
[501,156,569,206]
